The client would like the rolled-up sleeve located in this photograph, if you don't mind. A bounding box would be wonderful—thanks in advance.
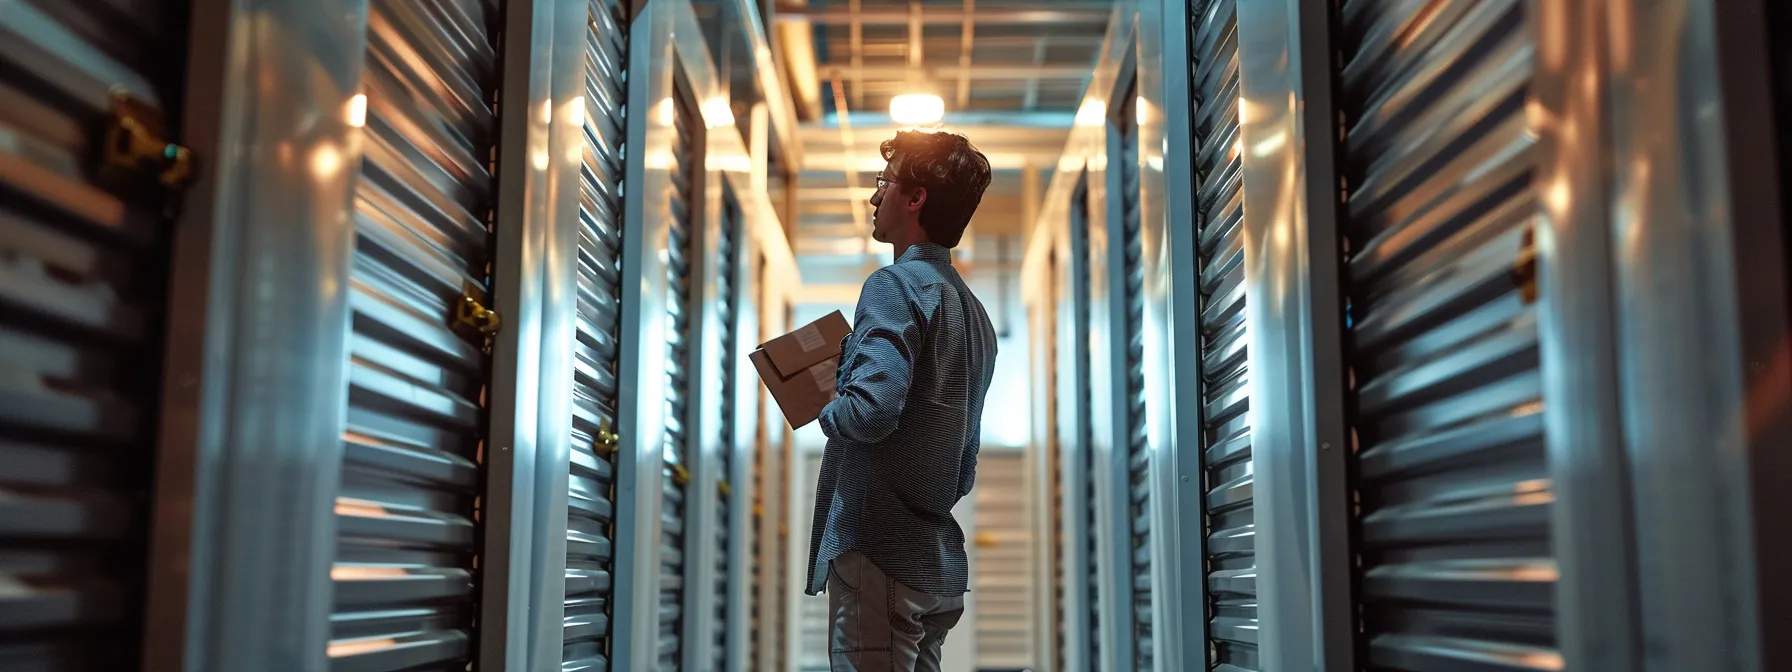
[818,269,927,443]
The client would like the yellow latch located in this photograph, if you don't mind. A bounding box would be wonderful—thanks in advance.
[670,461,691,486]
[592,418,620,456]
[457,284,502,335]
[102,87,194,189]
[1512,225,1538,305]
[718,479,732,498]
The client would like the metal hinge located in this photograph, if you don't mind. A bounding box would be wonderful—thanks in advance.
[592,418,620,456]
[456,284,502,337]
[102,88,195,190]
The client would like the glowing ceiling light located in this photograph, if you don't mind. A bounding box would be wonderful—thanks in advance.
[889,93,945,125]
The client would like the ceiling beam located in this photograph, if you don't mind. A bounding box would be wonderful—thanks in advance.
[823,63,1092,80]
[784,5,1111,25]
[955,0,975,107]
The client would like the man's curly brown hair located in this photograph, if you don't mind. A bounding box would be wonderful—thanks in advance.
[879,130,992,248]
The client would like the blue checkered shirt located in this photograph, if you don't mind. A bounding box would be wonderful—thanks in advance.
[805,243,998,597]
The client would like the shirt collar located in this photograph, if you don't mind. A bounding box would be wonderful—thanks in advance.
[899,242,953,265]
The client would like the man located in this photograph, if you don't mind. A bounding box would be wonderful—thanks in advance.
[805,130,998,672]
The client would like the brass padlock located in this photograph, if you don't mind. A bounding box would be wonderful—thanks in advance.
[456,284,502,335]
[102,88,195,189]
[593,418,620,456]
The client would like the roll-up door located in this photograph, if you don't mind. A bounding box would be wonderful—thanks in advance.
[661,71,701,672]
[330,0,499,667]
[1190,0,1256,669]
[1337,0,1552,668]
[0,2,189,668]
[1047,248,1069,672]
[564,3,630,669]
[1069,178,1100,672]
[713,186,743,671]
[745,250,767,672]
[1114,86,1153,672]
[974,451,1036,667]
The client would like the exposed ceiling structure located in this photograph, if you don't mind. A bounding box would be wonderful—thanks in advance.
[769,0,1114,289]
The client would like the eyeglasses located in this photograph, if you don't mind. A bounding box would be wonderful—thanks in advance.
[874,172,899,191]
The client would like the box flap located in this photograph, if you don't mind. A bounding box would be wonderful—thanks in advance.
[750,348,837,429]
[761,310,851,377]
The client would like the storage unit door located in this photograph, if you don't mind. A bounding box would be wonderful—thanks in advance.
[1047,251,1069,672]
[1337,0,1554,668]
[974,452,1037,668]
[713,188,742,670]
[564,3,630,669]
[330,0,499,667]
[1070,181,1100,672]
[1115,91,1153,672]
[0,2,186,669]
[660,75,700,672]
[1190,0,1256,669]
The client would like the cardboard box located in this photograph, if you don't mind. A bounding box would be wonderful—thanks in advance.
[751,310,852,428]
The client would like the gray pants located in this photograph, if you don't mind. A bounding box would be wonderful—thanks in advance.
[826,550,965,672]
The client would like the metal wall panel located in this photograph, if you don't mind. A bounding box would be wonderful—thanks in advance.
[561,2,631,669]
[1608,0,1791,669]
[1336,0,1559,668]
[1235,0,1355,668]
[143,0,375,668]
[330,0,499,667]
[0,2,186,668]
[1186,0,1255,668]
[660,70,701,672]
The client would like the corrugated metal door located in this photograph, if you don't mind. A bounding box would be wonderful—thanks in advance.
[1115,88,1153,672]
[660,73,700,672]
[0,1,187,668]
[1338,0,1553,668]
[1047,250,1069,672]
[330,0,498,667]
[713,187,742,671]
[564,3,630,669]
[974,451,1037,667]
[1070,178,1101,672]
[796,451,829,671]
[1190,0,1256,669]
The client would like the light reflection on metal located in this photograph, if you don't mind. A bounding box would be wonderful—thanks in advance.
[1075,99,1107,126]
[347,93,367,128]
[702,95,735,128]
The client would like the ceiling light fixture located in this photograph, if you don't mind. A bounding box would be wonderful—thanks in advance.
[889,92,945,125]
